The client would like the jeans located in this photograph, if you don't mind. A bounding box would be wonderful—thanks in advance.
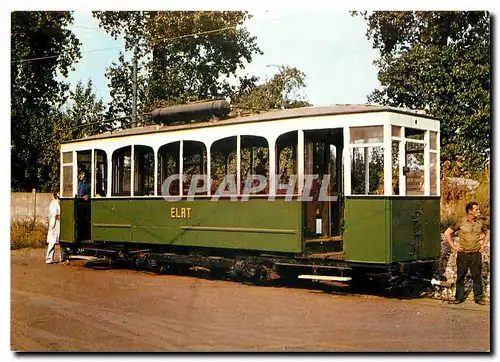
[455,251,483,301]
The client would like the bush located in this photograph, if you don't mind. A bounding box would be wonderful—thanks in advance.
[440,164,490,231]
[11,220,48,250]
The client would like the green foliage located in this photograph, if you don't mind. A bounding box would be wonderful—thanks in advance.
[67,80,108,136]
[233,66,312,111]
[11,11,81,191]
[93,11,263,117]
[104,53,149,123]
[355,11,490,175]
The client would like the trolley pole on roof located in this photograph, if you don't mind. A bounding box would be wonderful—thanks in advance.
[132,45,138,127]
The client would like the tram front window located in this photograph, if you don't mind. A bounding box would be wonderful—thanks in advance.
[405,142,424,195]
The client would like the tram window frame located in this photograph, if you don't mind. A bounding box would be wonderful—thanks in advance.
[62,165,73,198]
[430,151,438,196]
[240,135,269,195]
[94,149,108,197]
[391,140,400,195]
[276,131,298,195]
[347,126,385,196]
[112,146,132,196]
[390,126,439,197]
[350,146,385,195]
[183,140,208,196]
[405,141,425,196]
[62,151,73,164]
[350,126,384,144]
[211,136,237,196]
[158,141,180,197]
[77,150,92,198]
[61,151,73,198]
[133,145,155,196]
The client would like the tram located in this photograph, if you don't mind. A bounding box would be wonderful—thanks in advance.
[59,100,441,286]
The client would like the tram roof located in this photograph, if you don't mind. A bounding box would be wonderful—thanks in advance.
[64,104,439,144]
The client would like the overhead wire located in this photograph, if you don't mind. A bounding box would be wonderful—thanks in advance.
[11,11,302,64]
[16,11,304,131]
[12,46,123,64]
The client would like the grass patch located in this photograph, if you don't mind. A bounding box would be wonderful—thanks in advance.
[11,220,48,250]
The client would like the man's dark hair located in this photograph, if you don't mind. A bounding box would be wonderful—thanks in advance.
[466,201,478,214]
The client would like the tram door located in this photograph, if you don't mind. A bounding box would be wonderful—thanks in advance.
[304,129,344,239]
[75,150,92,242]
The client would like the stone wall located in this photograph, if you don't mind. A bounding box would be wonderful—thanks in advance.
[11,192,52,224]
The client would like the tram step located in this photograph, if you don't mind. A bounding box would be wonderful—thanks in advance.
[298,275,352,282]
[305,252,345,260]
[305,236,343,244]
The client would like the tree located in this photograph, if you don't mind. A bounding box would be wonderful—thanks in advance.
[105,53,149,122]
[67,80,108,136]
[38,80,107,192]
[93,11,263,118]
[232,66,312,111]
[11,11,81,191]
[354,11,490,176]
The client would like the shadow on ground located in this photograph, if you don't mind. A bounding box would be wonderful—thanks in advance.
[79,257,442,301]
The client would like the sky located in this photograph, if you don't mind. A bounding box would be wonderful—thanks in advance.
[66,9,380,107]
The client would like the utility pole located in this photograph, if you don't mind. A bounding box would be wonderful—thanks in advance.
[132,45,138,127]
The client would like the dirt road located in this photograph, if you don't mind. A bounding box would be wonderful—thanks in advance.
[11,249,490,352]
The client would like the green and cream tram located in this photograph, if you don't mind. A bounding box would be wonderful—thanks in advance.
[59,101,441,285]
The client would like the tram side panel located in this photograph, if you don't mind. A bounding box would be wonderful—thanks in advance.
[87,198,302,253]
[343,197,440,264]
[390,197,440,262]
[60,199,75,243]
[343,198,391,263]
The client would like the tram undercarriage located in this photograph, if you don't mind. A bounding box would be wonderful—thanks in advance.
[60,240,443,292]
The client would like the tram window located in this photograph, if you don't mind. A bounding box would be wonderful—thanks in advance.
[430,152,438,196]
[211,137,237,194]
[62,166,73,197]
[112,146,131,196]
[62,152,73,164]
[158,142,180,196]
[77,151,92,198]
[350,126,383,144]
[392,141,400,195]
[134,145,155,196]
[183,141,207,195]
[276,131,297,194]
[329,145,338,193]
[351,146,384,195]
[391,126,402,138]
[430,131,438,150]
[241,136,269,194]
[405,127,425,140]
[405,142,424,195]
[94,149,107,197]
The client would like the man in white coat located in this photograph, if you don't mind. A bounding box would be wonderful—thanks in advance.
[45,190,61,264]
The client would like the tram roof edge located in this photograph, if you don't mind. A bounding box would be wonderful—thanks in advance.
[63,104,439,144]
